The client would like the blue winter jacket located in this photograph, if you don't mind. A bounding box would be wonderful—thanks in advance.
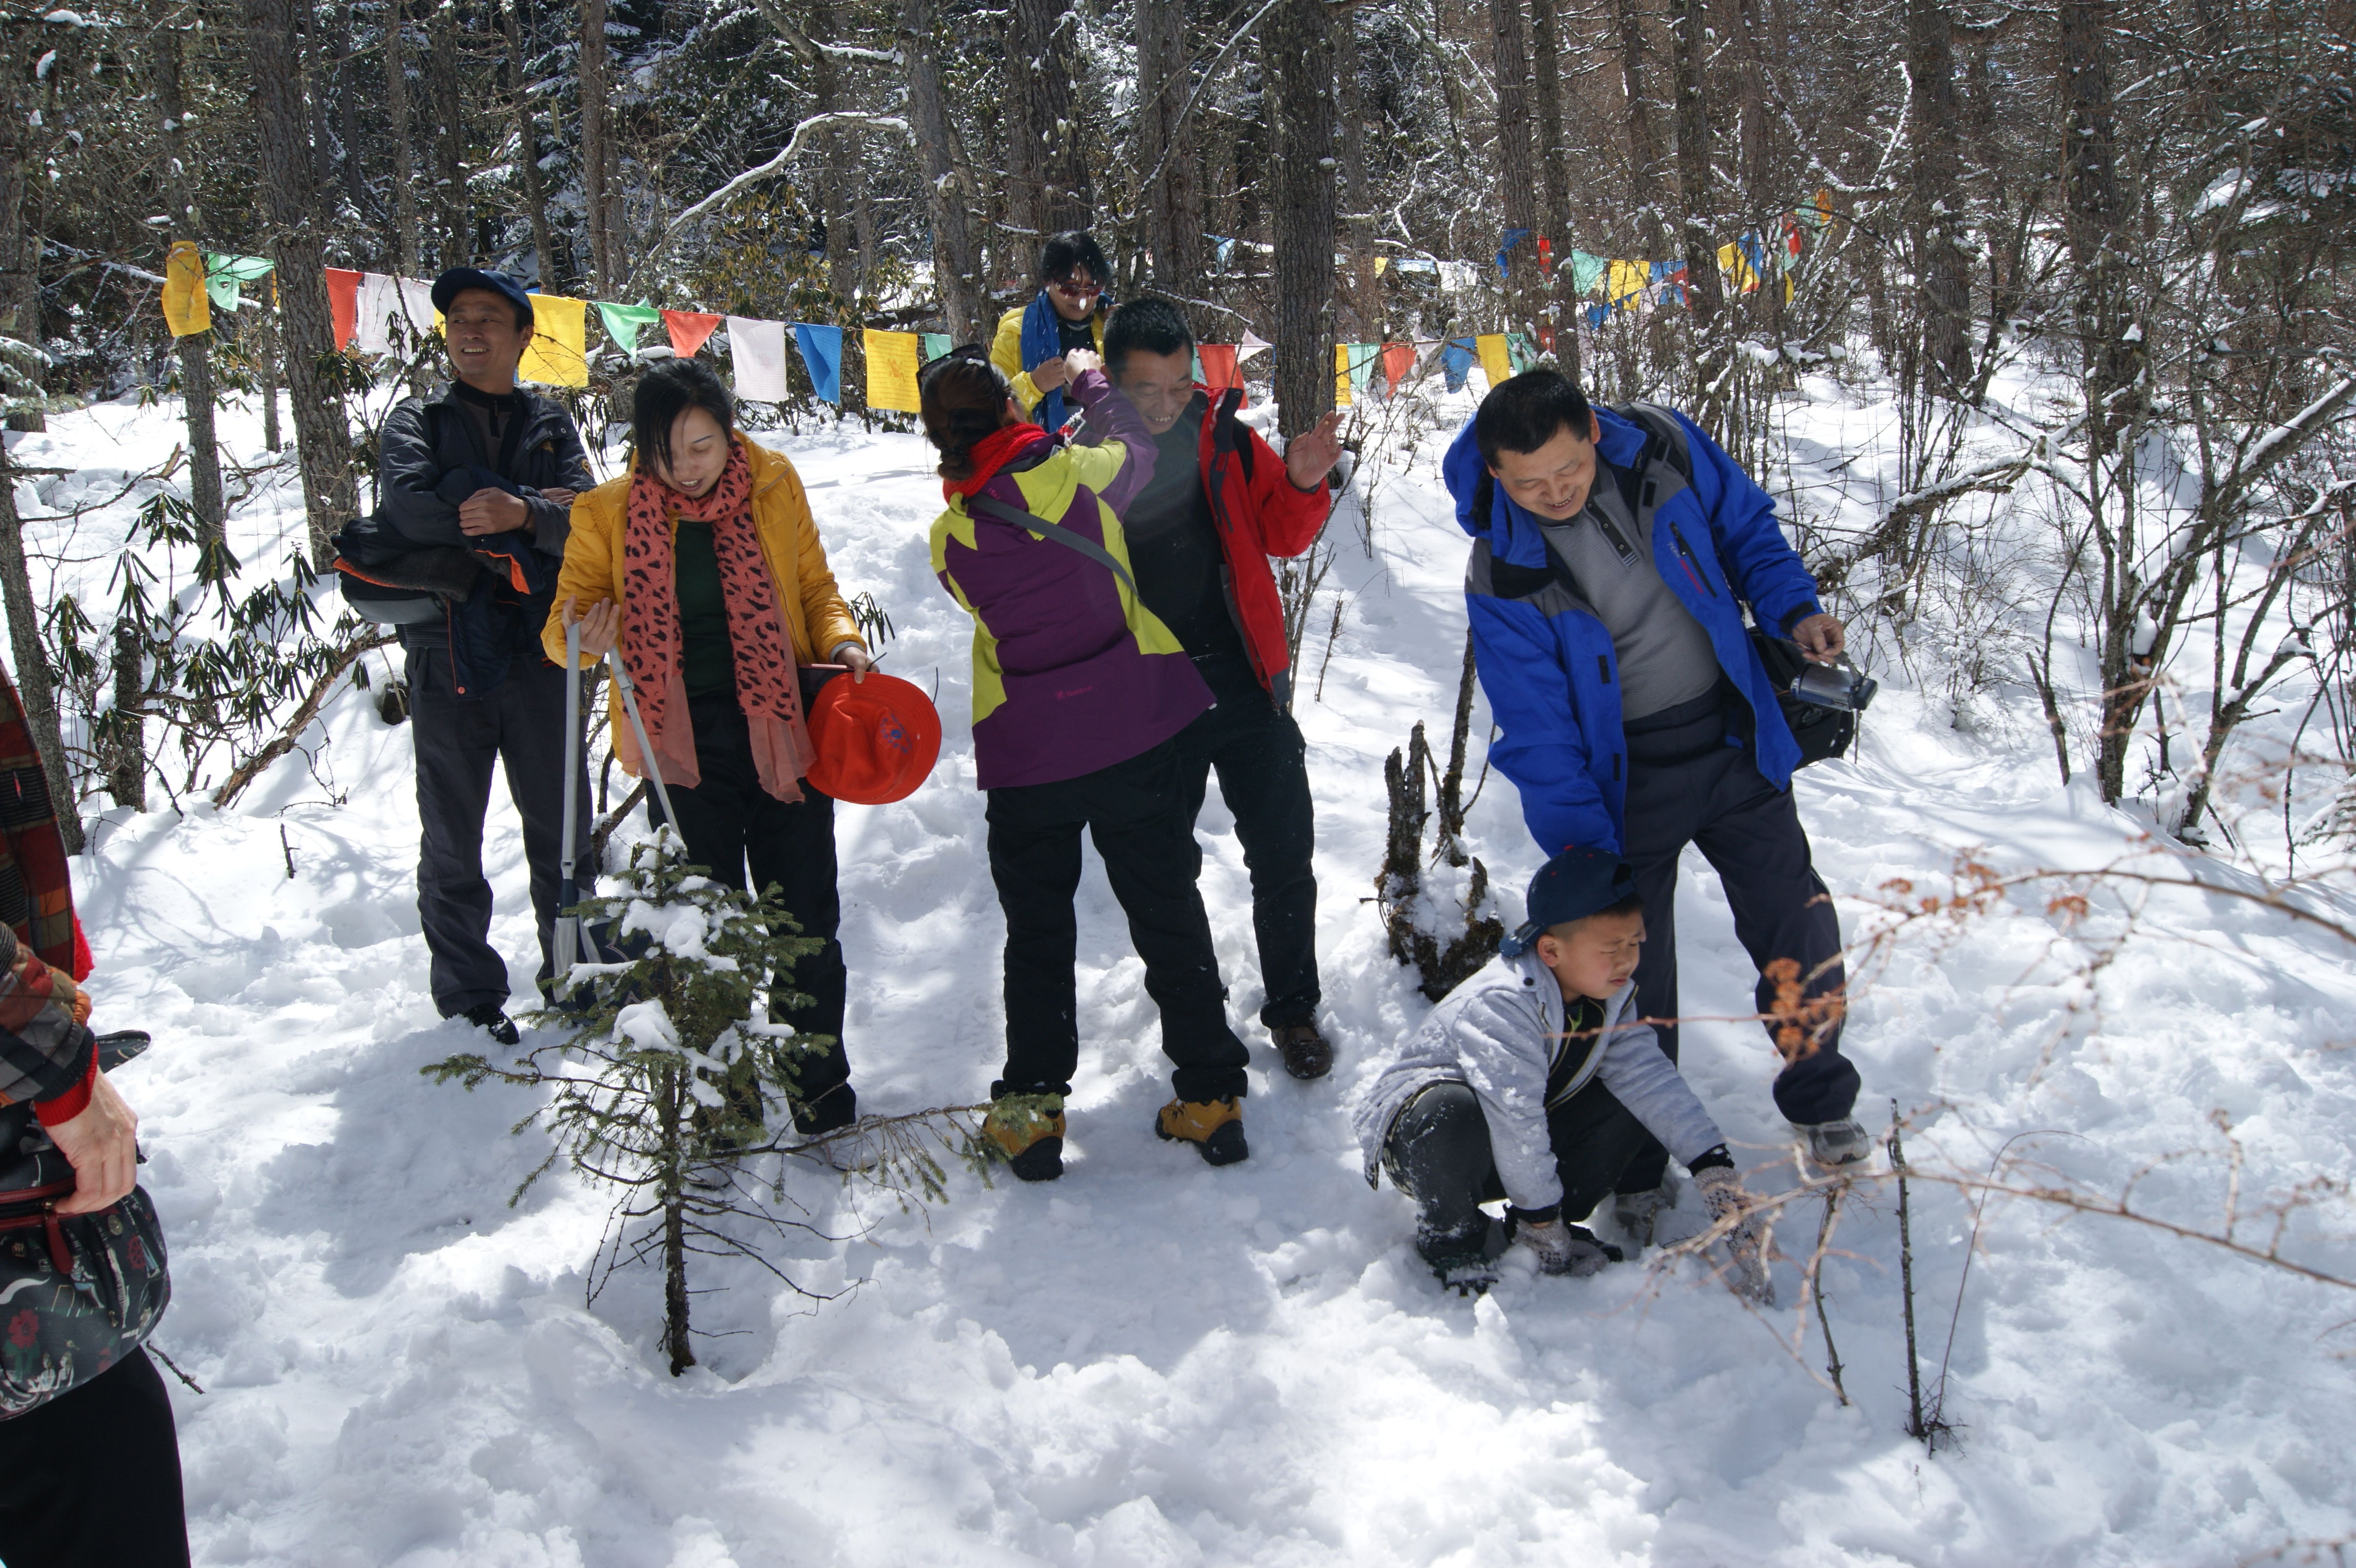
[1449,403,1824,856]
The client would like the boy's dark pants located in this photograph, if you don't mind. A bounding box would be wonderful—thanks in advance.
[0,1349,190,1567]
[986,741,1251,1105]
[1172,689,1321,1030]
[665,693,852,1120]
[1382,1080,1655,1268]
[1615,689,1860,1195]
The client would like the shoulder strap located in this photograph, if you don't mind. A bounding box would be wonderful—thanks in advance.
[1211,390,1254,482]
[1610,401,1693,482]
[966,494,1138,595]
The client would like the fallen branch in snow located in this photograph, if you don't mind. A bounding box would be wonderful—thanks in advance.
[210,628,395,811]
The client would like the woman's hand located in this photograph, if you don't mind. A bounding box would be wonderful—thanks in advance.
[561,595,622,662]
[840,645,874,684]
[1030,355,1069,393]
[49,1071,138,1216]
[1062,348,1102,379]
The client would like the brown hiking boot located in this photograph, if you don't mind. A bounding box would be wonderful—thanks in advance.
[1271,1022,1333,1081]
[1154,1096,1249,1166]
[983,1094,1067,1182]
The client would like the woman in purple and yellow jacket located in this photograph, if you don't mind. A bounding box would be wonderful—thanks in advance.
[921,347,1251,1184]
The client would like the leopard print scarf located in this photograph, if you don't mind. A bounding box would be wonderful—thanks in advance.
[618,439,815,800]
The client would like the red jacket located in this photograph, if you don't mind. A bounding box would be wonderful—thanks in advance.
[1193,389,1332,707]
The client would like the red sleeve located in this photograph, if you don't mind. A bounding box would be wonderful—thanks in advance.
[33,1050,94,1126]
[1243,428,1332,558]
[70,915,91,984]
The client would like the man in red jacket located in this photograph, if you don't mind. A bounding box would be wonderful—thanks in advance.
[1102,299,1343,1080]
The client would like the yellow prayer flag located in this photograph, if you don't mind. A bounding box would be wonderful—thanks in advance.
[1334,343,1353,407]
[518,295,588,388]
[1373,256,1389,277]
[1605,260,1648,310]
[1476,333,1511,389]
[1717,241,1762,296]
[863,328,922,413]
[162,241,210,337]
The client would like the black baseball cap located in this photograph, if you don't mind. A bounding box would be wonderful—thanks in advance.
[1499,847,1638,957]
[430,267,535,324]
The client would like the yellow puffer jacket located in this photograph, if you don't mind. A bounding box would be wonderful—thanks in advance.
[540,435,867,748]
[990,300,1107,418]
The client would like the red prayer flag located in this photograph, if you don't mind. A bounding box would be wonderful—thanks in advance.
[1380,342,1413,391]
[325,268,361,351]
[1199,343,1244,400]
[664,310,722,358]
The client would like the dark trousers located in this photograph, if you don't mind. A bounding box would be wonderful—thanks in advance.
[1616,689,1860,1193]
[1382,1079,1653,1265]
[409,647,594,1016]
[0,1349,190,1567]
[1173,689,1321,1029]
[985,741,1251,1104]
[664,694,851,1110]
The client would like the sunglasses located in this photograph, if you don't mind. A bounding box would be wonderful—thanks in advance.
[1049,277,1102,300]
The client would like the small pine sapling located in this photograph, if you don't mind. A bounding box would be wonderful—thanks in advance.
[429,829,862,1376]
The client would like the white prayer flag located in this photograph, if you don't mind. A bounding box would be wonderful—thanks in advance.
[1236,330,1273,362]
[726,316,791,402]
[355,273,436,355]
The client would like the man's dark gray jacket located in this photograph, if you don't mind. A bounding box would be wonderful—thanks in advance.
[374,382,592,690]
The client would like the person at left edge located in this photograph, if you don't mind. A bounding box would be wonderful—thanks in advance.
[546,358,874,1135]
[376,267,595,1046]
[1100,297,1345,1081]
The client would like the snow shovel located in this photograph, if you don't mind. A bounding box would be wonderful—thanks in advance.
[552,617,585,1001]
[608,654,683,836]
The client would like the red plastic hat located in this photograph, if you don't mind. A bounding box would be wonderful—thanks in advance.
[804,673,943,806]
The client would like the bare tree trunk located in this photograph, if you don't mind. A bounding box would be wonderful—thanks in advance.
[1612,0,1667,252]
[504,0,558,289]
[0,462,76,849]
[1337,11,1376,337]
[1490,0,1539,334]
[104,619,145,812]
[428,2,472,271]
[153,29,224,541]
[902,0,984,341]
[1528,0,1576,378]
[1670,0,1723,330]
[384,0,420,273]
[1135,0,1202,303]
[256,305,283,453]
[0,25,43,436]
[1008,0,1091,232]
[1906,0,1972,390]
[1265,0,1334,439]
[248,0,358,563]
[811,3,856,309]
[580,0,613,294]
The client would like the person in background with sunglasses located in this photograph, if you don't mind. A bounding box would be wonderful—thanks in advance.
[990,230,1112,434]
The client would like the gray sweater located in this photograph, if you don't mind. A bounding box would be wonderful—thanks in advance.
[1351,949,1727,1211]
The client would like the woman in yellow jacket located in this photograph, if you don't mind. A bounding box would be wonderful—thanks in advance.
[544,357,871,1134]
[989,229,1110,434]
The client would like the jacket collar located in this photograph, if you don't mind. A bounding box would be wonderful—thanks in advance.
[1444,404,1651,567]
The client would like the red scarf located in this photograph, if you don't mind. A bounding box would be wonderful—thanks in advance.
[618,440,816,800]
[944,422,1052,500]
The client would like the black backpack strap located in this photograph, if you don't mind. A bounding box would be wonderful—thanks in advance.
[966,494,1138,595]
[1211,388,1254,482]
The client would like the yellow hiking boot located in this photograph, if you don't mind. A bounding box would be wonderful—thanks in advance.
[984,1094,1067,1183]
[1154,1096,1249,1167]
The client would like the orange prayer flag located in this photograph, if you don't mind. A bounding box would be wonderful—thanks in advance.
[1381,342,1414,391]
[325,268,361,351]
[664,310,722,358]
[1199,343,1244,400]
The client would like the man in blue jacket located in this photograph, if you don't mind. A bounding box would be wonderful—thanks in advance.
[1448,370,1868,1241]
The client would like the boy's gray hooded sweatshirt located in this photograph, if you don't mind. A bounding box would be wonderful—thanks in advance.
[1351,948,1726,1210]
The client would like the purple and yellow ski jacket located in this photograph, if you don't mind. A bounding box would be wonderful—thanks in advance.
[930,369,1212,790]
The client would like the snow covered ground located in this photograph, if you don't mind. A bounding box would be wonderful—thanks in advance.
[14,382,2356,1565]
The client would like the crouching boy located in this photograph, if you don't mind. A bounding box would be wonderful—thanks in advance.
[1352,847,1773,1299]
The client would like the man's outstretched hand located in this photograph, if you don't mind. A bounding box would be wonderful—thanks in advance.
[1285,410,1345,492]
[1791,612,1847,665]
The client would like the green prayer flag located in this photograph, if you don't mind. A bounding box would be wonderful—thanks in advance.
[920,332,952,365]
[1347,342,1379,391]
[202,252,274,312]
[1569,250,1608,298]
[1507,333,1538,374]
[595,301,663,352]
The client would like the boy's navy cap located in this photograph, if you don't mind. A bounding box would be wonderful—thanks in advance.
[1499,848,1637,957]
[430,268,535,321]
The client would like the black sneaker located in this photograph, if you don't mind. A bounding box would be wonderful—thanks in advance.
[794,1083,858,1136]
[463,1003,520,1046]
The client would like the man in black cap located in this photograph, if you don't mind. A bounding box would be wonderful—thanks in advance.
[1349,849,1771,1298]
[376,268,595,1043]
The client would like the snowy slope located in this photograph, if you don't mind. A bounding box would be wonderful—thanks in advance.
[16,387,2356,1566]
